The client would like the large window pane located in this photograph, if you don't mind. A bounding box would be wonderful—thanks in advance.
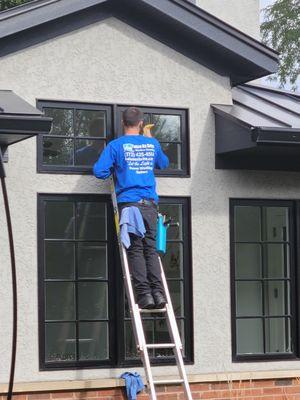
[125,321,139,359]
[236,281,262,317]
[265,318,292,353]
[46,282,75,321]
[236,318,263,354]
[163,243,183,279]
[264,244,290,278]
[43,137,74,166]
[45,322,76,362]
[161,142,181,170]
[79,322,109,360]
[158,204,182,240]
[263,207,289,242]
[234,206,261,242]
[44,108,73,136]
[45,242,74,279]
[264,281,290,316]
[78,282,108,320]
[125,320,154,359]
[75,110,106,138]
[235,243,261,279]
[75,139,104,166]
[154,319,173,358]
[77,202,106,240]
[169,281,184,317]
[152,115,181,142]
[78,243,107,280]
[45,202,74,239]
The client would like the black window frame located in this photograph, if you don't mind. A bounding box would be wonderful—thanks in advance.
[36,100,113,175]
[115,105,190,177]
[38,194,193,370]
[36,100,190,177]
[118,196,194,367]
[230,198,299,362]
[38,193,118,370]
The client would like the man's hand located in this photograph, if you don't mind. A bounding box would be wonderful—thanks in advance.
[143,124,155,138]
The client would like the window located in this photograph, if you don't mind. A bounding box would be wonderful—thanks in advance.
[230,199,297,361]
[123,197,193,365]
[38,194,193,369]
[37,101,112,173]
[37,101,189,176]
[38,194,116,368]
[116,106,189,176]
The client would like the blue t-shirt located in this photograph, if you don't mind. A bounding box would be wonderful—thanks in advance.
[93,135,169,203]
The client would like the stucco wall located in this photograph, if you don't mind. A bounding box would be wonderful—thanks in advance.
[196,0,261,40]
[1,16,300,385]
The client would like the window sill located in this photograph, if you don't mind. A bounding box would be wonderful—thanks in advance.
[4,369,300,394]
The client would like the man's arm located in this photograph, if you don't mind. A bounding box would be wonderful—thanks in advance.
[93,142,116,179]
[155,142,169,169]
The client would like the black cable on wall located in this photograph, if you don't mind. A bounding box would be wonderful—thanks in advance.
[1,174,17,400]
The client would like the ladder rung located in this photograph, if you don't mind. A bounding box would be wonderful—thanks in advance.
[153,379,184,385]
[139,308,167,313]
[146,343,175,349]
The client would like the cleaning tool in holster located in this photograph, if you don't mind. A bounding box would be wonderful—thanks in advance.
[156,213,170,254]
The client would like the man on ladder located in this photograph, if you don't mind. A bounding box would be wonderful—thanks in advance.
[93,107,193,399]
[93,107,169,309]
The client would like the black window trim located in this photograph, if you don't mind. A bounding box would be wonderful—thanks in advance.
[230,198,298,362]
[38,193,193,370]
[36,100,190,177]
[36,100,113,175]
[115,105,190,178]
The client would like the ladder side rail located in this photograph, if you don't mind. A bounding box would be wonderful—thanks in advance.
[109,177,157,400]
[110,177,145,349]
[158,257,193,400]
[158,257,182,349]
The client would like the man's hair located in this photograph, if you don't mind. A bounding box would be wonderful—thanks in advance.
[122,107,144,127]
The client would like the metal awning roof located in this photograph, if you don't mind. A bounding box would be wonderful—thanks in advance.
[0,90,52,147]
[212,84,300,171]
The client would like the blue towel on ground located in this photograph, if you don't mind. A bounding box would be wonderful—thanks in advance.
[120,206,146,248]
[121,372,144,400]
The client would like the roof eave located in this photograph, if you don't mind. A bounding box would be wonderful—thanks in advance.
[0,0,279,85]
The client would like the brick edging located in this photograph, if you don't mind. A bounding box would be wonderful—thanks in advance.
[2,377,300,399]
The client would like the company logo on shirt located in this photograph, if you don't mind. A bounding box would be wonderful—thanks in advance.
[123,143,155,174]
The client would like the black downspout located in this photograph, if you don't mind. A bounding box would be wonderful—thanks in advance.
[0,148,17,400]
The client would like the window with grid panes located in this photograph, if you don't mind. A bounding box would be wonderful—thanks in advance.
[37,101,189,176]
[38,194,115,368]
[116,106,189,176]
[123,198,192,365]
[231,199,297,361]
[38,195,193,369]
[37,101,112,173]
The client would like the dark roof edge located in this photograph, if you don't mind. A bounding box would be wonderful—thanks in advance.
[0,0,61,20]
[241,83,300,99]
[0,0,279,62]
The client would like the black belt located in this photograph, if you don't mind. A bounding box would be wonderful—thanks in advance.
[119,199,157,209]
[137,198,156,206]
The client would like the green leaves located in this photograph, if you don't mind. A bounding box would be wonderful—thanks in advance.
[261,0,300,90]
[0,0,33,11]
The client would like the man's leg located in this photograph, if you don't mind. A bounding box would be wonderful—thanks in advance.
[139,205,165,303]
[126,232,155,308]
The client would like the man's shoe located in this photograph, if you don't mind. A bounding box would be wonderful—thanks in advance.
[138,293,155,309]
[152,291,167,309]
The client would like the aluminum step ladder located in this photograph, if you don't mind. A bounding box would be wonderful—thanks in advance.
[109,176,193,400]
